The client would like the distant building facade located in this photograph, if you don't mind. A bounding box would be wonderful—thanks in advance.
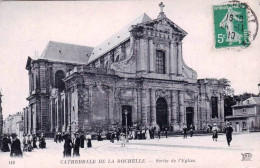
[24,4,226,136]
[3,112,24,137]
[226,97,260,132]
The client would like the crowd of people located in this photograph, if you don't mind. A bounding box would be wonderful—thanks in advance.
[0,132,46,157]
[60,131,92,158]
[1,122,234,158]
[104,126,170,143]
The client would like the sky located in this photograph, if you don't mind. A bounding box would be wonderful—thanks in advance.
[0,0,259,118]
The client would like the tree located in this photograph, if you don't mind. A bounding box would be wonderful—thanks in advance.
[219,78,234,96]
[219,78,236,116]
[234,92,258,102]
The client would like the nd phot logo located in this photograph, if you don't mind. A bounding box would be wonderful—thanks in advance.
[241,153,253,161]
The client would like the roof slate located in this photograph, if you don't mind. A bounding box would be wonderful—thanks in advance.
[40,41,94,64]
[87,13,152,64]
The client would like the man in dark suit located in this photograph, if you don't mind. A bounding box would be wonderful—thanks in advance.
[165,127,168,138]
[226,122,233,147]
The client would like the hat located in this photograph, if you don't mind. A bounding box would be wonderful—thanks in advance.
[226,122,230,125]
[213,123,217,126]
[11,133,17,139]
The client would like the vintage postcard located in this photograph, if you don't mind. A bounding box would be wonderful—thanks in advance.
[0,0,259,168]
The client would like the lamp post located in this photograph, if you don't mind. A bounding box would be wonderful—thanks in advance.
[124,110,128,142]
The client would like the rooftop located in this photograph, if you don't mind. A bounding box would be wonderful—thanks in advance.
[39,41,94,64]
[232,97,260,108]
[87,13,152,64]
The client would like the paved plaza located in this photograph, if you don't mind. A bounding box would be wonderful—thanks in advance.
[0,133,259,168]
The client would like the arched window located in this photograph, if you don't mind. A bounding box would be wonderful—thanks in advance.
[115,55,120,62]
[104,61,108,70]
[55,70,65,92]
[156,50,166,74]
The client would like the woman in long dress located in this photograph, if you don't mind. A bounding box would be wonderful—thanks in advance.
[86,133,92,148]
[27,135,33,152]
[80,133,85,148]
[212,124,219,141]
[1,134,11,152]
[73,133,80,157]
[63,133,73,157]
[10,133,23,157]
[32,134,38,148]
[22,135,28,152]
[39,133,46,149]
[145,128,150,140]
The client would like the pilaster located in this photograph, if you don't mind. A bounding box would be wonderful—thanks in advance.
[169,41,178,75]
[149,39,154,72]
[150,89,156,125]
[177,42,183,76]
[179,91,185,128]
[141,89,148,126]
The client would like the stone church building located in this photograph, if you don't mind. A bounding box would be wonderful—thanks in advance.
[24,4,226,136]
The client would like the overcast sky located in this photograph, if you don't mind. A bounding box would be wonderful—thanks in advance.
[0,0,259,118]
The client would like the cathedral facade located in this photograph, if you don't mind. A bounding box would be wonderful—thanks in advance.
[24,6,226,136]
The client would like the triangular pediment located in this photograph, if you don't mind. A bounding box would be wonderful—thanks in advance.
[137,17,187,37]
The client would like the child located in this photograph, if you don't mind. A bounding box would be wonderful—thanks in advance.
[120,133,126,147]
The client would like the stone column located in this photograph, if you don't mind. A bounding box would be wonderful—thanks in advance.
[171,91,178,127]
[141,89,148,126]
[32,104,37,134]
[168,96,172,127]
[177,42,183,76]
[150,89,156,125]
[219,94,225,127]
[137,89,142,124]
[50,98,54,132]
[133,89,138,124]
[67,92,71,132]
[149,39,154,72]
[89,85,93,123]
[194,93,198,130]
[62,93,67,132]
[179,91,184,127]
[138,38,148,72]
[206,99,211,123]
[114,88,120,124]
[217,95,221,120]
[221,95,225,124]
[165,47,170,74]
[169,41,178,75]
[108,89,114,124]
[28,105,32,134]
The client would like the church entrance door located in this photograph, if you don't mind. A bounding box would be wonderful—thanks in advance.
[186,107,194,129]
[156,98,168,129]
[122,105,132,127]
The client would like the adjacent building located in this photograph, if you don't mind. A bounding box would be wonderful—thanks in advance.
[24,4,226,136]
[226,96,260,132]
[3,112,24,137]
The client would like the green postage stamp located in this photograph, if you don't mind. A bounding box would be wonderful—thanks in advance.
[213,3,249,48]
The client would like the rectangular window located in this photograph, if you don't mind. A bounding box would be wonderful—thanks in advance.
[242,122,247,128]
[211,97,218,118]
[156,50,166,74]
